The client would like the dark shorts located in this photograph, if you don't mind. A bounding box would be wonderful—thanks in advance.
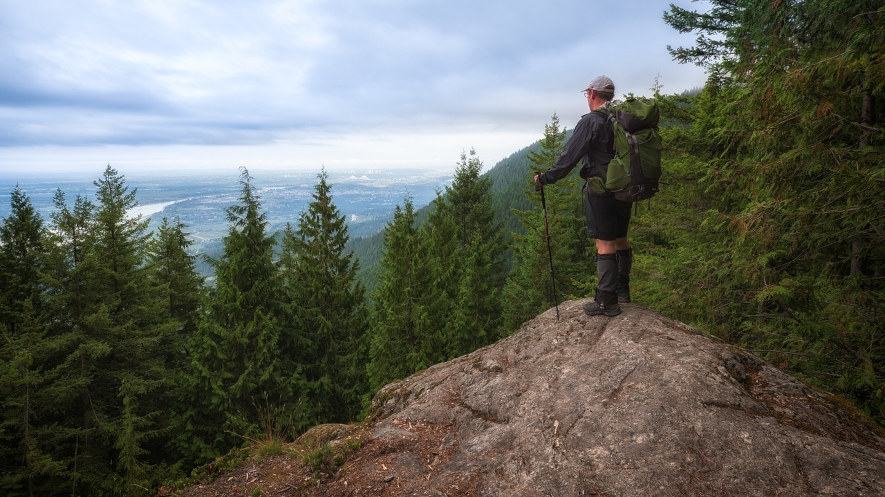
[584,187,632,241]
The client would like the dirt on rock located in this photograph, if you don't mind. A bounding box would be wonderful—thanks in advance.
[174,301,885,497]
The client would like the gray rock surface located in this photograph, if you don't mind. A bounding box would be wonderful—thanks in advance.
[309,301,885,496]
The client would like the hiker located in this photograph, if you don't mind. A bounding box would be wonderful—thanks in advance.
[534,75,632,317]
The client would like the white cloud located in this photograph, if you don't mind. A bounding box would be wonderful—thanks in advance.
[0,0,711,175]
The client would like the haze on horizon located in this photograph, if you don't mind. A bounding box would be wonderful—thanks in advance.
[0,0,710,177]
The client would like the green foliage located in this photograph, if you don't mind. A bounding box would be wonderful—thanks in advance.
[367,199,426,391]
[2,166,374,495]
[148,217,203,335]
[416,150,508,360]
[254,440,285,459]
[0,168,193,496]
[663,0,741,68]
[301,443,338,474]
[183,446,252,486]
[0,302,67,496]
[182,167,290,462]
[487,142,544,238]
[300,437,363,477]
[348,231,385,295]
[0,189,56,496]
[443,150,509,354]
[656,0,885,424]
[367,150,510,392]
[281,169,369,424]
[0,186,45,334]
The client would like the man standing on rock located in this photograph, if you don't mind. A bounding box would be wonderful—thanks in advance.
[534,75,632,317]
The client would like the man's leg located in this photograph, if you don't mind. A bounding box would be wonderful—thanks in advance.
[584,239,621,317]
[614,238,632,303]
[583,195,631,317]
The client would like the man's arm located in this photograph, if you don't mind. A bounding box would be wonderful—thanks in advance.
[537,116,591,185]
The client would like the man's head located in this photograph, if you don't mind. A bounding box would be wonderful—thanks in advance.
[583,75,615,109]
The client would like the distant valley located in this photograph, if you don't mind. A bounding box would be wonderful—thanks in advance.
[0,167,456,277]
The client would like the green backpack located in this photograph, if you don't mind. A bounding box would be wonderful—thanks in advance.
[601,97,662,202]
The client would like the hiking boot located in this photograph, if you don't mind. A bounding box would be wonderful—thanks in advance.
[591,258,622,317]
[583,299,621,317]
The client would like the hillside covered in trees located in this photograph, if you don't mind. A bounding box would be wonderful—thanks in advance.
[1,1,882,495]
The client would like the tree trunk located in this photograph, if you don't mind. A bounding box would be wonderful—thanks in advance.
[852,73,875,275]
[851,239,863,276]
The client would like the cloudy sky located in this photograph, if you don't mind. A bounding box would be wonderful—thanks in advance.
[1,0,710,176]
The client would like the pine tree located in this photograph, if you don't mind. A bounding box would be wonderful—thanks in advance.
[41,189,112,496]
[663,0,741,69]
[418,150,508,359]
[0,188,67,496]
[145,216,204,473]
[367,199,423,391]
[92,165,150,314]
[663,0,885,423]
[0,186,45,334]
[93,166,179,494]
[44,190,97,327]
[414,190,461,364]
[183,167,287,461]
[0,300,69,497]
[275,223,312,433]
[502,116,591,332]
[149,216,203,337]
[282,169,368,423]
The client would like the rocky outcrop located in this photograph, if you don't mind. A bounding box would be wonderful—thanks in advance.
[315,301,884,496]
[181,301,885,496]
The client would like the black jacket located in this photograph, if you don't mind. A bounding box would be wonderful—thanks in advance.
[539,109,614,185]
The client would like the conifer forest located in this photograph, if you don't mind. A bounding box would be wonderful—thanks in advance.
[1,1,882,495]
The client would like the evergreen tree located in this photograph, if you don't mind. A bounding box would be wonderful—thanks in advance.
[414,190,461,364]
[92,165,151,314]
[146,217,204,471]
[0,187,45,334]
[662,0,884,423]
[44,190,97,328]
[148,216,203,336]
[451,150,508,354]
[663,0,741,69]
[0,188,66,496]
[282,169,368,423]
[367,199,424,391]
[418,150,508,359]
[41,189,112,496]
[0,300,69,497]
[502,115,591,332]
[92,165,178,495]
[274,222,313,434]
[183,167,286,461]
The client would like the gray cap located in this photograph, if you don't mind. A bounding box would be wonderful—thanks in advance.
[583,75,615,99]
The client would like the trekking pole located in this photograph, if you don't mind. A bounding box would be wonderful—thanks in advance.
[538,183,561,320]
